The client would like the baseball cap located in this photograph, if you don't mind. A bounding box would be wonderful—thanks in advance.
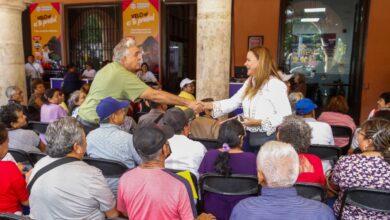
[133,125,174,156]
[295,98,317,115]
[96,97,129,121]
[180,78,195,89]
[160,107,192,133]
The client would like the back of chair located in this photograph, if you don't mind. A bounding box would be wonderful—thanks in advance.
[83,157,128,178]
[294,182,326,202]
[189,137,219,150]
[199,173,259,196]
[8,149,32,165]
[338,187,390,219]
[308,144,341,165]
[166,169,199,193]
[331,125,353,155]
[28,121,49,134]
[28,152,47,165]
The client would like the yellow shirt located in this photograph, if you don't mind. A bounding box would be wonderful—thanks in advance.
[176,91,195,110]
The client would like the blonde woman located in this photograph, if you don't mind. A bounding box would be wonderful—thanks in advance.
[203,46,292,152]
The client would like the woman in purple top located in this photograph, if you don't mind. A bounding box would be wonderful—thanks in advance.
[198,119,257,220]
[40,89,67,123]
[331,118,390,220]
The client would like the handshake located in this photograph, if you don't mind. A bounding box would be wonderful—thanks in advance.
[188,100,213,114]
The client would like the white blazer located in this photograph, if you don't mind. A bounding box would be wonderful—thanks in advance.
[213,76,292,135]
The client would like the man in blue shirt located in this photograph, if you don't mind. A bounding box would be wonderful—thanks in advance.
[230,141,335,220]
[86,97,142,195]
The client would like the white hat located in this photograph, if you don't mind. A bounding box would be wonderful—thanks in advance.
[277,70,294,82]
[180,78,195,89]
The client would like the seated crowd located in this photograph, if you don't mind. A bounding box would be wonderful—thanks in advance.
[0,80,389,220]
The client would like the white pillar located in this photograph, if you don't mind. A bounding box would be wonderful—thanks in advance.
[196,0,232,100]
[0,0,27,105]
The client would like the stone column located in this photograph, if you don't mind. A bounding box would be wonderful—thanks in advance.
[0,0,27,105]
[196,0,232,100]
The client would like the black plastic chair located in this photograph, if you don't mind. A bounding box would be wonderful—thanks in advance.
[8,149,33,165]
[331,125,353,155]
[83,157,128,178]
[28,121,49,134]
[199,173,259,196]
[28,152,47,165]
[338,187,390,220]
[0,213,30,220]
[294,182,326,202]
[307,144,341,166]
[189,137,219,150]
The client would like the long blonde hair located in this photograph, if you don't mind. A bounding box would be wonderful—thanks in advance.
[243,46,280,99]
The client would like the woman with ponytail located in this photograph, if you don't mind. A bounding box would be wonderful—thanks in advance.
[198,119,257,220]
[331,118,390,219]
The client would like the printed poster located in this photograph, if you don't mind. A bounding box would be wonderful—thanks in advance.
[30,3,62,69]
[122,0,160,75]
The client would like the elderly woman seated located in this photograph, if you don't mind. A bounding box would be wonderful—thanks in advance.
[317,95,356,148]
[277,115,326,186]
[27,117,118,219]
[0,103,45,153]
[331,118,390,220]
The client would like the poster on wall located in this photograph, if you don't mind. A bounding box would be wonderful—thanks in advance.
[122,0,160,77]
[30,2,62,70]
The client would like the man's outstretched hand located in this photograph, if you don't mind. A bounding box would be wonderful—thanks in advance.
[188,101,204,113]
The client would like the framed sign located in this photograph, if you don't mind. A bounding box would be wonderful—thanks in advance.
[248,36,264,49]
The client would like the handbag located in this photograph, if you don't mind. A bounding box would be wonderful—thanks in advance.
[249,131,276,148]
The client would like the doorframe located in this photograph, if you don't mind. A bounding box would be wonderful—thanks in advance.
[159,0,197,91]
[277,0,371,123]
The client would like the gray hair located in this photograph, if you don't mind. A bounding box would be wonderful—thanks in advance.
[138,149,162,163]
[112,37,137,62]
[277,115,312,152]
[5,86,20,99]
[288,92,304,113]
[68,90,81,113]
[257,141,299,187]
[45,117,84,158]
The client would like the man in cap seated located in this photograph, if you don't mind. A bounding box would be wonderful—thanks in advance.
[176,78,196,110]
[117,125,215,220]
[295,98,334,146]
[161,107,206,178]
[230,141,335,220]
[86,97,142,194]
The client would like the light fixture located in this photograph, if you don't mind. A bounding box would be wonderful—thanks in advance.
[304,8,326,13]
[300,18,320,22]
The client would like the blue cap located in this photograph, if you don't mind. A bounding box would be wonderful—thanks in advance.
[295,98,317,115]
[96,97,129,121]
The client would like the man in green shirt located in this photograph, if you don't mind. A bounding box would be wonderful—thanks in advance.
[78,37,202,127]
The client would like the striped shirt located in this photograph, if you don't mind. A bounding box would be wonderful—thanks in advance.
[230,187,335,220]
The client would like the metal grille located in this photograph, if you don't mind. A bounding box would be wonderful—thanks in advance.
[67,4,121,70]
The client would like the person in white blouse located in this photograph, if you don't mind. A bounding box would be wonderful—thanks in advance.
[82,62,96,78]
[137,62,158,83]
[203,46,292,152]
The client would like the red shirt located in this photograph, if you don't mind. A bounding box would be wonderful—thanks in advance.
[296,153,326,187]
[0,161,29,213]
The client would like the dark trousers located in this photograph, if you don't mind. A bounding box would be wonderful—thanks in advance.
[76,116,99,135]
